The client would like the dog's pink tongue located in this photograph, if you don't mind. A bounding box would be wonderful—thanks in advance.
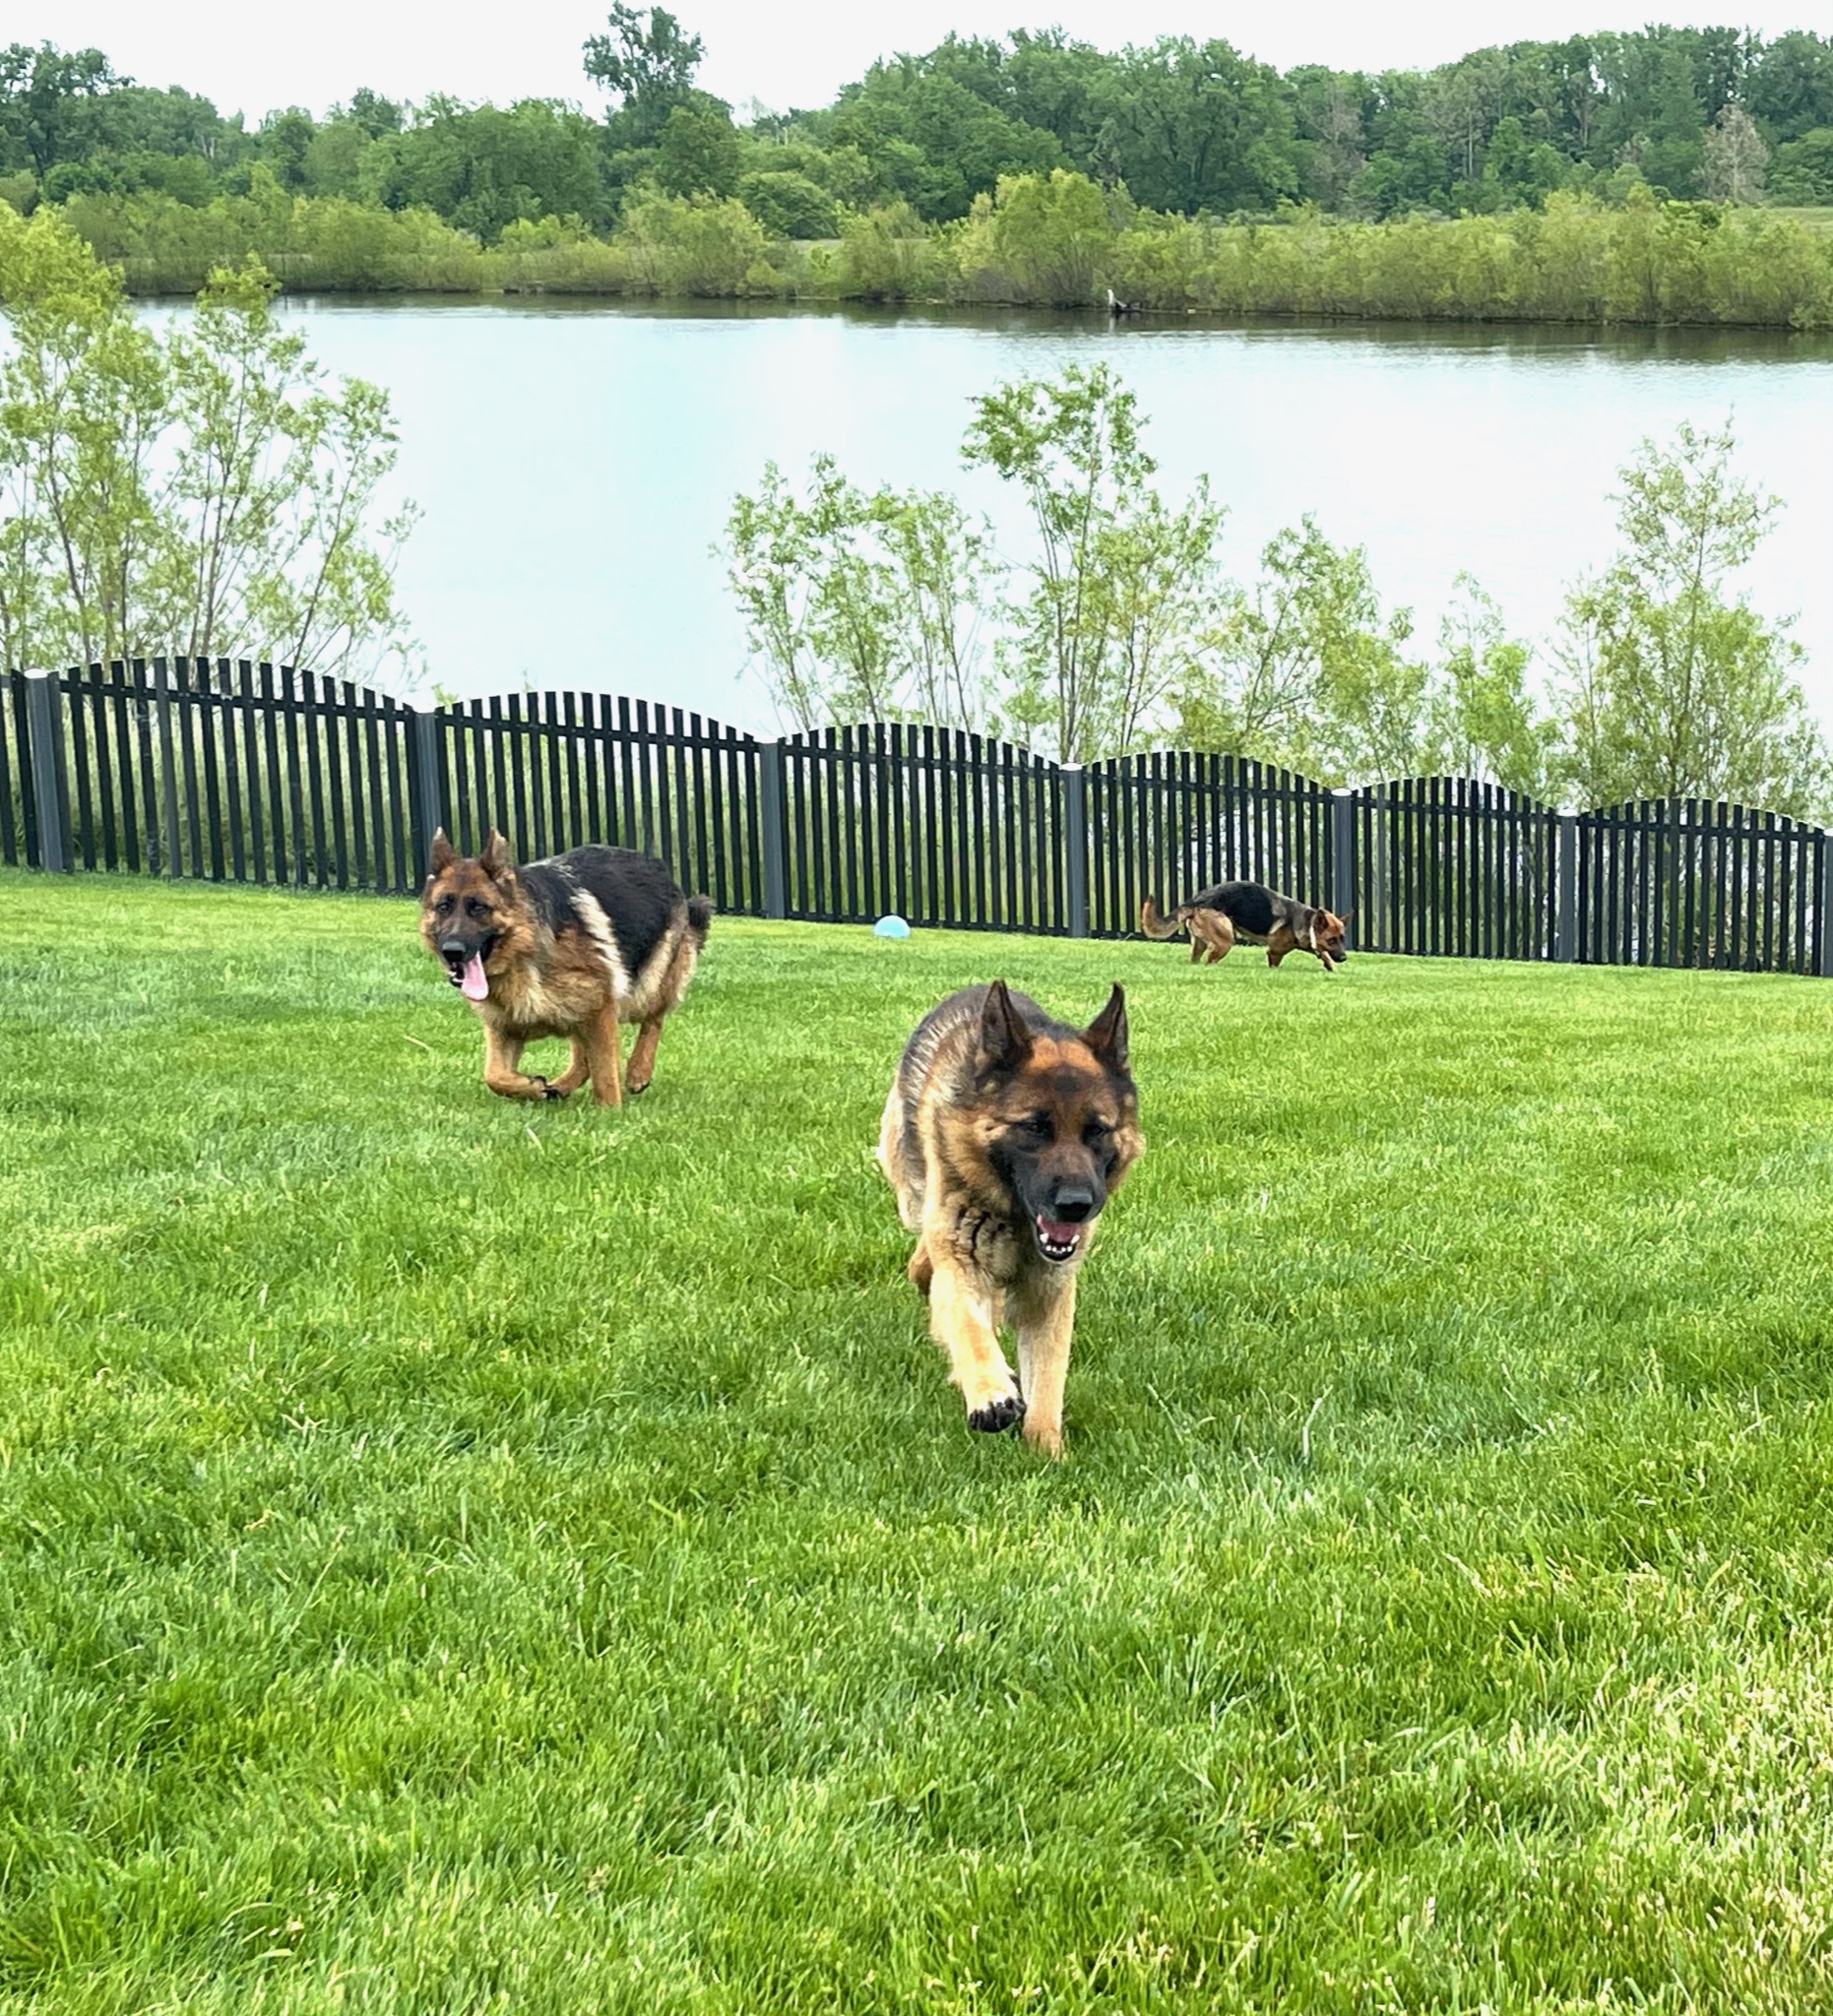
[1039,1218,1083,1245]
[460,953,489,1002]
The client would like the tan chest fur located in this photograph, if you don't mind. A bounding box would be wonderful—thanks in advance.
[479,930,611,1039]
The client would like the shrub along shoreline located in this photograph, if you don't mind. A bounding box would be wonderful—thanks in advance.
[28,170,1833,328]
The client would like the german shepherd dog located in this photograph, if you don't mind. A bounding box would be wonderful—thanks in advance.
[877,980,1142,1458]
[1141,881,1350,975]
[420,828,711,1105]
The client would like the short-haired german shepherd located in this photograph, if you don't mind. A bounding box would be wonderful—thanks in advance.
[1141,881,1349,975]
[877,980,1142,1458]
[420,828,711,1105]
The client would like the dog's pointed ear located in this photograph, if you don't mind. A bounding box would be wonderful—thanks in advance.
[429,827,456,874]
[479,827,511,879]
[1084,983,1128,1072]
[976,979,1032,1076]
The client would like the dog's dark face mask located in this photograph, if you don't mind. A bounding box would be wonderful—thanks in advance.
[420,828,512,1001]
[975,980,1138,1265]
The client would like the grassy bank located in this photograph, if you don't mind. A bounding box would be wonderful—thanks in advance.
[36,175,1833,327]
[7,873,1833,2008]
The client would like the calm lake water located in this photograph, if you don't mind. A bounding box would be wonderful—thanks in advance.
[259,298,1833,730]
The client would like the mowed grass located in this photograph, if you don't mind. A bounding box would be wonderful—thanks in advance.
[6,873,1833,2014]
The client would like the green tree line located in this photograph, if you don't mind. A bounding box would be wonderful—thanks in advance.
[5,15,1833,317]
[724,364,1829,817]
[7,17,1833,228]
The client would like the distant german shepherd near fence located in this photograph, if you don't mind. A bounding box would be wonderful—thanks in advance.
[877,980,1142,1459]
[420,829,711,1106]
[1141,881,1350,975]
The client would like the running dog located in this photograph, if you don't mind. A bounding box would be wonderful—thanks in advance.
[419,828,711,1105]
[1141,880,1350,975]
[876,980,1142,1459]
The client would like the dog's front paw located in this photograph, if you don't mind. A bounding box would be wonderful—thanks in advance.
[967,1391,1026,1434]
[536,1078,568,1102]
[1022,1416,1064,1460]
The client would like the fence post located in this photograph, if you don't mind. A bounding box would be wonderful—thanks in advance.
[1556,813,1579,964]
[1061,763,1089,938]
[1330,788,1355,946]
[22,671,72,872]
[758,737,788,920]
[1818,830,1833,979]
[409,704,445,884]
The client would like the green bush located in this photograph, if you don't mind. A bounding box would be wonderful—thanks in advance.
[614,190,777,296]
[833,202,944,301]
[738,169,839,240]
[954,168,1119,306]
[1770,128,1833,205]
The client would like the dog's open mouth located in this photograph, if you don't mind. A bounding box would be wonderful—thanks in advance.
[1034,1215,1086,1264]
[442,944,494,1001]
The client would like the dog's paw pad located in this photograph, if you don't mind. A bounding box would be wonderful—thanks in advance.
[967,1393,1026,1433]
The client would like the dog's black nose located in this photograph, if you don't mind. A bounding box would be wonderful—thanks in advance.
[439,938,469,958]
[1050,1186,1096,1223]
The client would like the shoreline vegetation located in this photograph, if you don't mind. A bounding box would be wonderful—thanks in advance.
[7,20,1833,327]
[26,176,1833,326]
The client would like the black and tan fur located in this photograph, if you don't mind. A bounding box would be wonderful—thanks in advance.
[1141,880,1350,975]
[419,828,711,1105]
[877,980,1142,1459]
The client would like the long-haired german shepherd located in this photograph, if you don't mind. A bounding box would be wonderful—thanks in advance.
[877,980,1142,1458]
[1141,881,1350,975]
[419,828,711,1105]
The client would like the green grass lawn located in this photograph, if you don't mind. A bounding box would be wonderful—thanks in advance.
[7,872,1833,2013]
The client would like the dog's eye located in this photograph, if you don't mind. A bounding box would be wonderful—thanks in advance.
[466,898,492,918]
[1084,1119,1114,1144]
[434,895,453,914]
[1015,1112,1052,1139]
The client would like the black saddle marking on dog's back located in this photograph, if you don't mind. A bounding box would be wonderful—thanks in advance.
[1186,880,1279,937]
[522,846,680,969]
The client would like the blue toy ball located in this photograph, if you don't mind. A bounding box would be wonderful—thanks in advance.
[873,914,912,939]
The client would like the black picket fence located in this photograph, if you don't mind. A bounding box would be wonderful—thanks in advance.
[6,660,1832,977]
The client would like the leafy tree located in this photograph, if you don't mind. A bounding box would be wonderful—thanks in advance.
[0,207,416,684]
[1290,66,1368,209]
[1091,37,1300,215]
[1424,577,1551,795]
[361,98,608,238]
[1170,518,1430,784]
[1743,32,1833,143]
[964,362,1220,761]
[1769,126,1833,203]
[1424,46,1508,186]
[1550,421,1827,816]
[736,168,836,239]
[722,456,1002,730]
[0,44,118,175]
[257,107,315,192]
[823,44,1062,221]
[1701,103,1769,203]
[654,102,740,199]
[583,6,705,146]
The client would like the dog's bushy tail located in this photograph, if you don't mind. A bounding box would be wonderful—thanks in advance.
[1139,897,1184,940]
[686,894,714,944]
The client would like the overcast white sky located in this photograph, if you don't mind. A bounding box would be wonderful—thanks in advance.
[9,1,1815,122]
